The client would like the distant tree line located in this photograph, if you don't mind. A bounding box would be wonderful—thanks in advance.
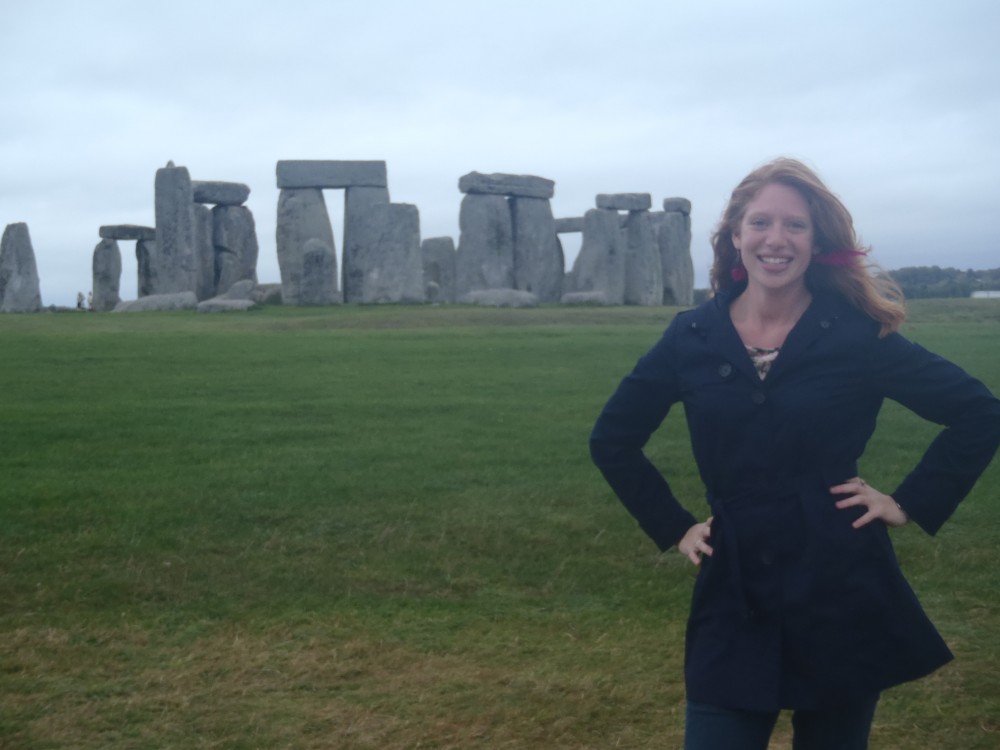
[692,266,1000,304]
[885,266,1000,299]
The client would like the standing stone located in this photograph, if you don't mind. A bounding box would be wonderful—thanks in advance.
[510,197,563,303]
[623,210,662,306]
[194,204,215,301]
[360,202,424,304]
[299,238,338,305]
[0,223,42,313]
[655,198,695,305]
[421,236,456,303]
[91,238,122,312]
[569,209,625,305]
[213,205,259,296]
[275,188,337,306]
[455,193,514,296]
[154,163,197,295]
[342,186,390,303]
[136,239,156,298]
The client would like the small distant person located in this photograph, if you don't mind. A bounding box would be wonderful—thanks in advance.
[590,157,1000,749]
[76,292,85,310]
[87,291,93,312]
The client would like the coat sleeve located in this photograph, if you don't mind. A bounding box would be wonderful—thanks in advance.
[868,331,1000,535]
[589,319,698,551]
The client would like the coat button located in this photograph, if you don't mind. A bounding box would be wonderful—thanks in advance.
[751,391,766,405]
[820,319,831,329]
[760,551,776,566]
[718,363,733,377]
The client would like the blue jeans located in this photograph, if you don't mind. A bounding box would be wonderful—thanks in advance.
[684,694,879,750]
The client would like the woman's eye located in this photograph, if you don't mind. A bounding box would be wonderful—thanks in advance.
[749,218,768,228]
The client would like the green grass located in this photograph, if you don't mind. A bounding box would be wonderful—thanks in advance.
[1,299,998,748]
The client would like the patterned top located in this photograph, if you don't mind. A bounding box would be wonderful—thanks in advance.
[747,346,780,380]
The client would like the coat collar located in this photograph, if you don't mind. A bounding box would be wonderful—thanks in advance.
[684,285,844,383]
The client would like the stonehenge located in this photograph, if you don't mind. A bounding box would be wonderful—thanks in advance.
[563,195,694,306]
[455,172,563,303]
[4,159,696,313]
[275,160,425,305]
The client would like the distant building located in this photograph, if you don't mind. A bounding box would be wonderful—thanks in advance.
[971,291,1000,299]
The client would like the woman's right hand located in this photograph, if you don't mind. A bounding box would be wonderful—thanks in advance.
[678,517,714,566]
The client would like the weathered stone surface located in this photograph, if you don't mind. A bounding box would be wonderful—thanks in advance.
[154,163,196,294]
[561,290,608,305]
[596,193,652,211]
[250,283,282,305]
[662,197,692,215]
[510,197,562,303]
[421,236,456,303]
[554,217,584,233]
[213,205,259,296]
[623,210,662,306]
[194,204,216,301]
[275,188,337,306]
[569,209,626,305]
[136,239,156,297]
[276,160,387,189]
[113,291,197,312]
[353,203,424,303]
[100,224,156,241]
[220,279,255,300]
[299,238,339,305]
[91,238,122,312]
[0,223,42,313]
[652,210,695,305]
[197,298,256,313]
[455,194,514,296]
[192,181,250,206]
[459,288,538,307]
[342,186,390,303]
[458,172,555,199]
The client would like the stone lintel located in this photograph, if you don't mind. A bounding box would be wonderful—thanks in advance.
[458,171,555,199]
[596,193,652,211]
[276,160,388,189]
[662,197,692,215]
[192,181,251,206]
[554,217,584,234]
[99,224,156,241]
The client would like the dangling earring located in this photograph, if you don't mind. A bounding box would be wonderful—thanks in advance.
[730,253,747,282]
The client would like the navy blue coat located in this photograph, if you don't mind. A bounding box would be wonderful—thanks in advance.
[590,287,1000,711]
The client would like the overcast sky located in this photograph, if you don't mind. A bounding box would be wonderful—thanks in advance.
[2,0,998,306]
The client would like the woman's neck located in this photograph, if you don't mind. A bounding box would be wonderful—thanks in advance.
[729,284,812,349]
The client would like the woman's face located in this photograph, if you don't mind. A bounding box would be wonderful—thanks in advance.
[732,182,815,294]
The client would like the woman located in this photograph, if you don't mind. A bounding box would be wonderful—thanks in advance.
[589,157,1000,749]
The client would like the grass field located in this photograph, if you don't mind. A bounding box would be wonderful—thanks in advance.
[1,300,998,749]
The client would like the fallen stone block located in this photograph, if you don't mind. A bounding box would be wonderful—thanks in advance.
[459,288,538,308]
[113,291,197,312]
[197,298,257,313]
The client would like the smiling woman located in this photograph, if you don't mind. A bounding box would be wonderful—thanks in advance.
[590,156,1000,750]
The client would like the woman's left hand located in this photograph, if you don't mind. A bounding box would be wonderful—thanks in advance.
[830,477,909,529]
